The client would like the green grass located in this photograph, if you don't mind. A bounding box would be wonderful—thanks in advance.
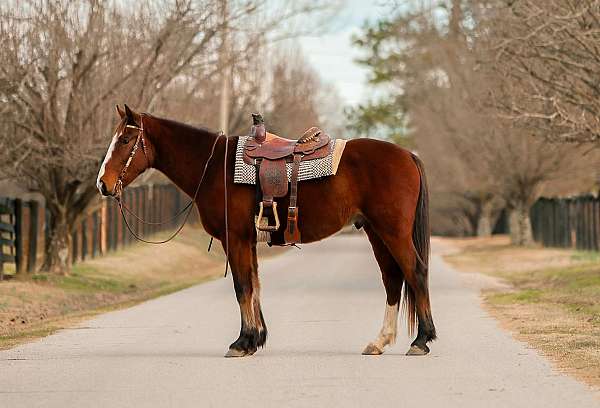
[0,327,57,342]
[571,251,600,263]
[487,260,600,326]
[56,267,132,294]
[32,264,143,294]
[489,289,543,305]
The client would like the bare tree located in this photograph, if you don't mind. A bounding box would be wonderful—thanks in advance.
[0,0,338,273]
[351,0,584,243]
[266,49,321,137]
[490,0,600,144]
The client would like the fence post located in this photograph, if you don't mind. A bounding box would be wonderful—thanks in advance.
[561,200,569,247]
[27,200,39,273]
[592,197,600,251]
[157,186,163,233]
[92,211,99,258]
[105,202,112,252]
[72,226,78,264]
[120,192,127,247]
[134,188,141,236]
[588,198,594,250]
[44,208,52,263]
[173,186,180,229]
[107,202,113,252]
[576,198,583,250]
[143,186,149,236]
[582,198,589,250]
[81,218,88,261]
[100,201,107,254]
[111,202,117,250]
[14,198,24,276]
[149,185,155,235]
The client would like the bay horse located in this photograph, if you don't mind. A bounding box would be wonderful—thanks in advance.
[97,105,436,357]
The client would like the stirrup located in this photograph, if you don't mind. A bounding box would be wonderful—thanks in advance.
[255,201,280,232]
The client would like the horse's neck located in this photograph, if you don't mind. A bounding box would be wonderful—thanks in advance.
[150,118,219,197]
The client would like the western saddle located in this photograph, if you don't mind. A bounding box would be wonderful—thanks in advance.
[243,114,331,244]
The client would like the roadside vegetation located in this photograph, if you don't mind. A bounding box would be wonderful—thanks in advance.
[444,236,600,388]
[0,228,223,349]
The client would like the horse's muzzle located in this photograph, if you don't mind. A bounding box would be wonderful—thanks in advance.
[98,180,110,196]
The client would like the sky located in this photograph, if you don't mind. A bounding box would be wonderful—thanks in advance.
[297,1,389,107]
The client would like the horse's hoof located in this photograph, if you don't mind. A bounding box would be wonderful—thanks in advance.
[406,345,429,356]
[362,343,383,355]
[224,348,249,358]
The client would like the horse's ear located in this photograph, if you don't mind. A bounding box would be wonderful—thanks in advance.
[123,104,141,126]
[124,104,134,119]
[116,105,125,118]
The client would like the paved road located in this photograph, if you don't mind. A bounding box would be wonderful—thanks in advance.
[0,235,598,407]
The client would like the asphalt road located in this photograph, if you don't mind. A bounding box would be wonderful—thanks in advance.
[0,234,598,407]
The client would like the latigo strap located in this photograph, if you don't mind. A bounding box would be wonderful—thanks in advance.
[284,153,302,244]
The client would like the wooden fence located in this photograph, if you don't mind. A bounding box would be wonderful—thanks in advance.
[530,195,599,251]
[0,184,190,279]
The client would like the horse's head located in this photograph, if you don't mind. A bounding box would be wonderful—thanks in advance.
[97,104,150,197]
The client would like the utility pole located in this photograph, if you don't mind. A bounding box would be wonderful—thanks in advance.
[219,0,231,135]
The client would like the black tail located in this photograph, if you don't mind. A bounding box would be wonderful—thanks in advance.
[402,153,436,340]
[411,153,430,273]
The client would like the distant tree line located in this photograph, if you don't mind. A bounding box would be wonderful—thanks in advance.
[347,0,600,244]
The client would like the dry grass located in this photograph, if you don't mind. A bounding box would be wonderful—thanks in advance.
[0,227,225,349]
[443,236,600,389]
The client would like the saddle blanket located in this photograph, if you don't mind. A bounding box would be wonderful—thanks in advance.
[233,135,347,185]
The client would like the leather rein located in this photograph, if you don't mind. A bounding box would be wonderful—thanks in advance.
[112,114,229,274]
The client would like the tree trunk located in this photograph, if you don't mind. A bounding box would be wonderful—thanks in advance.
[42,209,72,275]
[508,202,533,246]
[477,213,492,237]
[466,212,479,237]
[477,200,495,237]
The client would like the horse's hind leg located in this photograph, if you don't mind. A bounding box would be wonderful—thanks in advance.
[378,229,436,356]
[224,239,267,357]
[362,225,404,355]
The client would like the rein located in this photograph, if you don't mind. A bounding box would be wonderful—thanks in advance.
[112,115,230,275]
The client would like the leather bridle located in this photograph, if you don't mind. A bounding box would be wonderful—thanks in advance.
[110,115,229,278]
[114,116,148,198]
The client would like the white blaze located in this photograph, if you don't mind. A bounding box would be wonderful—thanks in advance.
[96,130,120,193]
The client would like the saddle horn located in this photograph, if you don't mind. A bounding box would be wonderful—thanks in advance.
[251,113,266,143]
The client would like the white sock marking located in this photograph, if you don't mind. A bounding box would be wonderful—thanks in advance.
[369,302,399,350]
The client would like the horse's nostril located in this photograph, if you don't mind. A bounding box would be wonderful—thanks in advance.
[99,180,109,196]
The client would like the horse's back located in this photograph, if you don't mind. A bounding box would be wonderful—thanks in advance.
[292,138,422,243]
[338,138,421,189]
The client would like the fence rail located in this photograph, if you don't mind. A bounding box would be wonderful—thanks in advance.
[530,195,599,251]
[0,184,190,279]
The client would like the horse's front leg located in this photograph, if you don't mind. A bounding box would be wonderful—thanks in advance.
[225,239,267,358]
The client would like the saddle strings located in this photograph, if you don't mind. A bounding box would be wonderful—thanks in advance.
[206,131,230,277]
[222,131,230,277]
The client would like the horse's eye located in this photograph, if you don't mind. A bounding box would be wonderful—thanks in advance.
[120,136,131,144]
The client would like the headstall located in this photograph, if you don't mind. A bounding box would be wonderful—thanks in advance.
[114,116,148,197]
